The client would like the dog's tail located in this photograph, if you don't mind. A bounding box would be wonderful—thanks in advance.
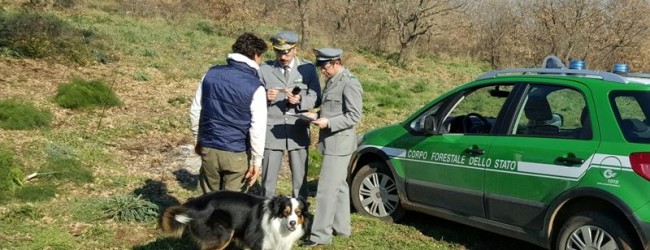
[159,205,192,237]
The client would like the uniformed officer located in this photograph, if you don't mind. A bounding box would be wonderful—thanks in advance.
[302,48,363,247]
[258,31,321,198]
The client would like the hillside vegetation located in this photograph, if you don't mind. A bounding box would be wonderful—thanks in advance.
[0,1,543,249]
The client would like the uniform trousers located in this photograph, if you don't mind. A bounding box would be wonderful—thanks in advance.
[261,148,309,198]
[309,154,352,244]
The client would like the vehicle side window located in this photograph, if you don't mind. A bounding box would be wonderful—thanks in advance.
[610,91,650,143]
[443,84,513,134]
[513,85,590,139]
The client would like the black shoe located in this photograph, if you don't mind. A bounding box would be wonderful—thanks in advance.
[301,240,322,247]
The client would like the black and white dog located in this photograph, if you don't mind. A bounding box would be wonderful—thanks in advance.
[159,190,309,250]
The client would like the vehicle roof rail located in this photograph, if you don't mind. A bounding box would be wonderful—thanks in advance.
[477,68,629,84]
[625,73,650,79]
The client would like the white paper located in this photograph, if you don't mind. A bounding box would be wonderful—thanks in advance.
[286,112,315,121]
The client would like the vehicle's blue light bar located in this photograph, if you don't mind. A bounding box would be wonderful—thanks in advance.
[613,63,629,74]
[569,59,586,70]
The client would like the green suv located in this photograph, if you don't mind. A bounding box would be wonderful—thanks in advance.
[348,57,650,250]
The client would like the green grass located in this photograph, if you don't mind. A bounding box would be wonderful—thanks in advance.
[0,147,24,203]
[133,71,152,81]
[54,78,122,109]
[14,184,57,202]
[40,154,94,184]
[69,197,108,222]
[0,98,52,130]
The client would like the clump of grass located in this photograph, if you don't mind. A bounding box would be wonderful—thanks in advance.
[167,96,188,107]
[376,92,412,108]
[133,71,151,81]
[410,80,428,93]
[70,197,105,222]
[0,11,95,64]
[38,142,98,184]
[14,184,57,202]
[40,154,94,184]
[196,19,220,35]
[25,226,78,249]
[54,78,122,109]
[307,149,322,179]
[0,98,52,130]
[142,48,158,57]
[100,194,159,222]
[0,204,41,223]
[0,148,24,203]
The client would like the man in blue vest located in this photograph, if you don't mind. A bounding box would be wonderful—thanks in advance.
[189,33,268,193]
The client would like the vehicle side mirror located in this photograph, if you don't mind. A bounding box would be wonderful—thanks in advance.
[549,113,564,127]
[423,115,438,135]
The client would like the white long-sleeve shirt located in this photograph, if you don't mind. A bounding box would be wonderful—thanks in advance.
[189,53,267,167]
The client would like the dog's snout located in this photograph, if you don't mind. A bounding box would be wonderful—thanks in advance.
[289,220,296,227]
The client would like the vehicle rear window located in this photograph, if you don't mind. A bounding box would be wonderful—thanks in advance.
[610,91,650,143]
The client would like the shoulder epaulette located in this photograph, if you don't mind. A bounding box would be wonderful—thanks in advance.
[344,72,357,80]
[299,58,315,65]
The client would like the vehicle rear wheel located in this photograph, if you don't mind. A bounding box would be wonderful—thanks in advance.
[350,162,405,222]
[556,211,638,250]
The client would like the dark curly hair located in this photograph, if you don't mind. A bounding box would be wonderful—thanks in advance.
[232,33,268,60]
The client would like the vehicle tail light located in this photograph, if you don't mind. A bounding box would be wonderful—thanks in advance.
[630,152,650,181]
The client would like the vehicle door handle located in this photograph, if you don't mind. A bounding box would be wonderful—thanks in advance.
[555,153,585,165]
[464,145,485,156]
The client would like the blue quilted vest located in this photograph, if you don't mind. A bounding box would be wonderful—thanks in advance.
[198,59,261,152]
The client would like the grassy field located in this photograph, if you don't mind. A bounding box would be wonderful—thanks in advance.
[0,3,541,250]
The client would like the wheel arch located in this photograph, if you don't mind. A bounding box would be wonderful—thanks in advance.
[545,188,645,249]
[347,146,412,209]
[347,146,392,183]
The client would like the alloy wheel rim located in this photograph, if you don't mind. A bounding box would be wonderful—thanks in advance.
[357,172,399,217]
[566,225,618,250]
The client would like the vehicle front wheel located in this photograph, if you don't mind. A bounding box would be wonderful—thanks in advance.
[556,211,639,250]
[350,162,405,222]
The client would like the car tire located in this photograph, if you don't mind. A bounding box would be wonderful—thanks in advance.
[350,162,405,223]
[556,211,638,250]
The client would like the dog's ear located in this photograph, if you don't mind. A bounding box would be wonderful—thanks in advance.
[269,196,287,217]
[297,196,310,211]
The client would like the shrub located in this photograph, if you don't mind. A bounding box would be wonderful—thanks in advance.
[100,194,159,222]
[0,98,52,130]
[0,148,24,203]
[0,11,93,64]
[54,78,122,109]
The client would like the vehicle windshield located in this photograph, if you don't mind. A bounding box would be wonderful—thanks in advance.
[610,90,650,143]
